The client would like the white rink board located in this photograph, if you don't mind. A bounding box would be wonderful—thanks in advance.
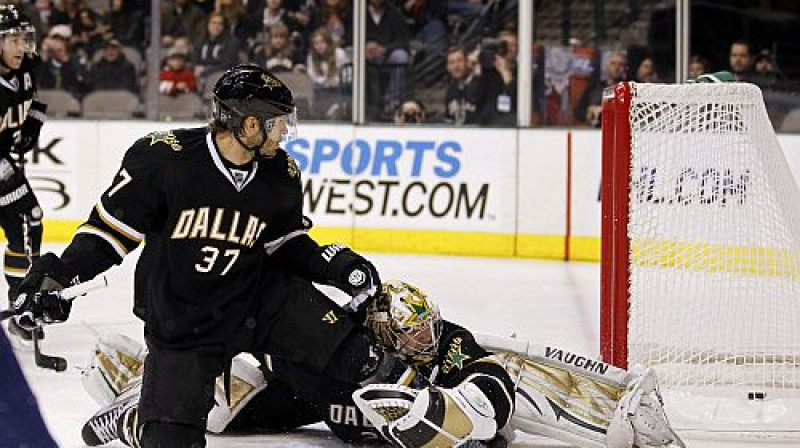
[517,129,566,235]
[24,120,800,260]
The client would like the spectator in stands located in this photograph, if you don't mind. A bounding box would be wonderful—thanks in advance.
[48,0,82,28]
[729,40,755,82]
[634,57,659,83]
[159,48,198,96]
[192,12,241,81]
[38,34,89,99]
[102,0,145,52]
[71,6,107,60]
[394,99,426,124]
[753,50,781,89]
[307,28,349,119]
[397,0,447,86]
[312,0,351,48]
[575,50,627,127]
[365,0,410,120]
[689,55,710,79]
[260,0,309,40]
[162,0,207,49]
[253,22,302,72]
[86,39,139,94]
[480,27,518,126]
[216,0,259,45]
[444,45,485,125]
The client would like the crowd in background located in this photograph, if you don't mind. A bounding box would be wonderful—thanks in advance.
[7,0,800,129]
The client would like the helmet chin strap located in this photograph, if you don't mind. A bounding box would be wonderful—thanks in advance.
[233,123,270,154]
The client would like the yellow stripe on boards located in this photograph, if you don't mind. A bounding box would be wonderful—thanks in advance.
[15,220,606,262]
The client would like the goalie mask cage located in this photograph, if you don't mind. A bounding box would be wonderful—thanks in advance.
[601,82,800,440]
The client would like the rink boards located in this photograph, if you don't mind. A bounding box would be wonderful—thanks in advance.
[16,120,800,261]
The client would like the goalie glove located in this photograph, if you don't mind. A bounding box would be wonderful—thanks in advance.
[606,367,686,448]
[354,382,497,448]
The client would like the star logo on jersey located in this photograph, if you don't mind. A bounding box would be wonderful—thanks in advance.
[147,130,182,151]
[442,337,470,373]
[286,154,299,178]
[261,74,282,90]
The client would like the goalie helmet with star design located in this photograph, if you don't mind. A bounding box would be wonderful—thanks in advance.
[212,64,298,148]
[366,280,443,364]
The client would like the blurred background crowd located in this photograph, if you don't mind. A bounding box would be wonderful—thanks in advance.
[12,0,800,131]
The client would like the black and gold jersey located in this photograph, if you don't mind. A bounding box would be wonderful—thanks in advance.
[0,53,38,157]
[62,127,306,347]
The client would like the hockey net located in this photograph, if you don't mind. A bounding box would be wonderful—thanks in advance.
[601,82,800,439]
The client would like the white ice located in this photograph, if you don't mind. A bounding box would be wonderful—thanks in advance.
[9,245,790,447]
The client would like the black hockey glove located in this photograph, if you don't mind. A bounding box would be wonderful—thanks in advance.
[13,253,78,330]
[315,244,381,317]
[17,100,47,154]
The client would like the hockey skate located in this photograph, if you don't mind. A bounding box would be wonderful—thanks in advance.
[81,390,138,446]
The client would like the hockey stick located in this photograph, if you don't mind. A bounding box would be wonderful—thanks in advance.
[0,275,108,322]
[33,275,108,371]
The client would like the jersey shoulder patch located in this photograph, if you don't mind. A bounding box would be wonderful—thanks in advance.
[144,130,184,151]
[437,323,489,375]
[262,148,301,181]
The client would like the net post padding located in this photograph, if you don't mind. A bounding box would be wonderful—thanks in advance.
[603,81,800,439]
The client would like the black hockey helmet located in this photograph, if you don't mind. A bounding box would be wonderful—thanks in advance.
[0,5,36,53]
[212,64,297,143]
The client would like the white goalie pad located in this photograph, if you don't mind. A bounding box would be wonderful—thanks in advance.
[474,333,683,448]
[207,354,269,434]
[606,368,686,448]
[81,332,147,407]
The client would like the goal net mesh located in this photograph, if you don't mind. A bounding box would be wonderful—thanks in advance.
[626,82,800,392]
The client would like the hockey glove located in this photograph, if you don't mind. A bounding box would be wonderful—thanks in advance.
[13,253,78,329]
[17,100,46,155]
[315,244,381,316]
[354,382,497,448]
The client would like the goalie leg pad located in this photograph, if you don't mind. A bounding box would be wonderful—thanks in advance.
[606,367,686,448]
[82,332,147,407]
[206,354,269,433]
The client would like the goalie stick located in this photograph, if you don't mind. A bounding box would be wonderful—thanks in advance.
[1,274,109,371]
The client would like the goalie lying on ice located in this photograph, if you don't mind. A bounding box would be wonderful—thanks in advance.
[80,280,684,448]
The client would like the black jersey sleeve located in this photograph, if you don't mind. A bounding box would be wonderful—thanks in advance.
[433,322,516,429]
[62,136,168,279]
[261,150,326,276]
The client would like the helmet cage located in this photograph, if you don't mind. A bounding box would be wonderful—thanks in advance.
[368,281,443,363]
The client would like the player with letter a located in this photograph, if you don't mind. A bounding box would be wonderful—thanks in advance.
[0,5,48,344]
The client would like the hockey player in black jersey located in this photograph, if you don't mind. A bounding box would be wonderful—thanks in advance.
[0,5,48,342]
[12,64,414,448]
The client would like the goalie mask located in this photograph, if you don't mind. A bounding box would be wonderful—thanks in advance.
[212,64,298,151]
[366,280,443,364]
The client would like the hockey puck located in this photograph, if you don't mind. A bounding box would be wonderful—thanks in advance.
[54,358,68,372]
[747,391,766,400]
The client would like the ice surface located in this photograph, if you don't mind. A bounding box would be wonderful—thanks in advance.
[10,245,789,447]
